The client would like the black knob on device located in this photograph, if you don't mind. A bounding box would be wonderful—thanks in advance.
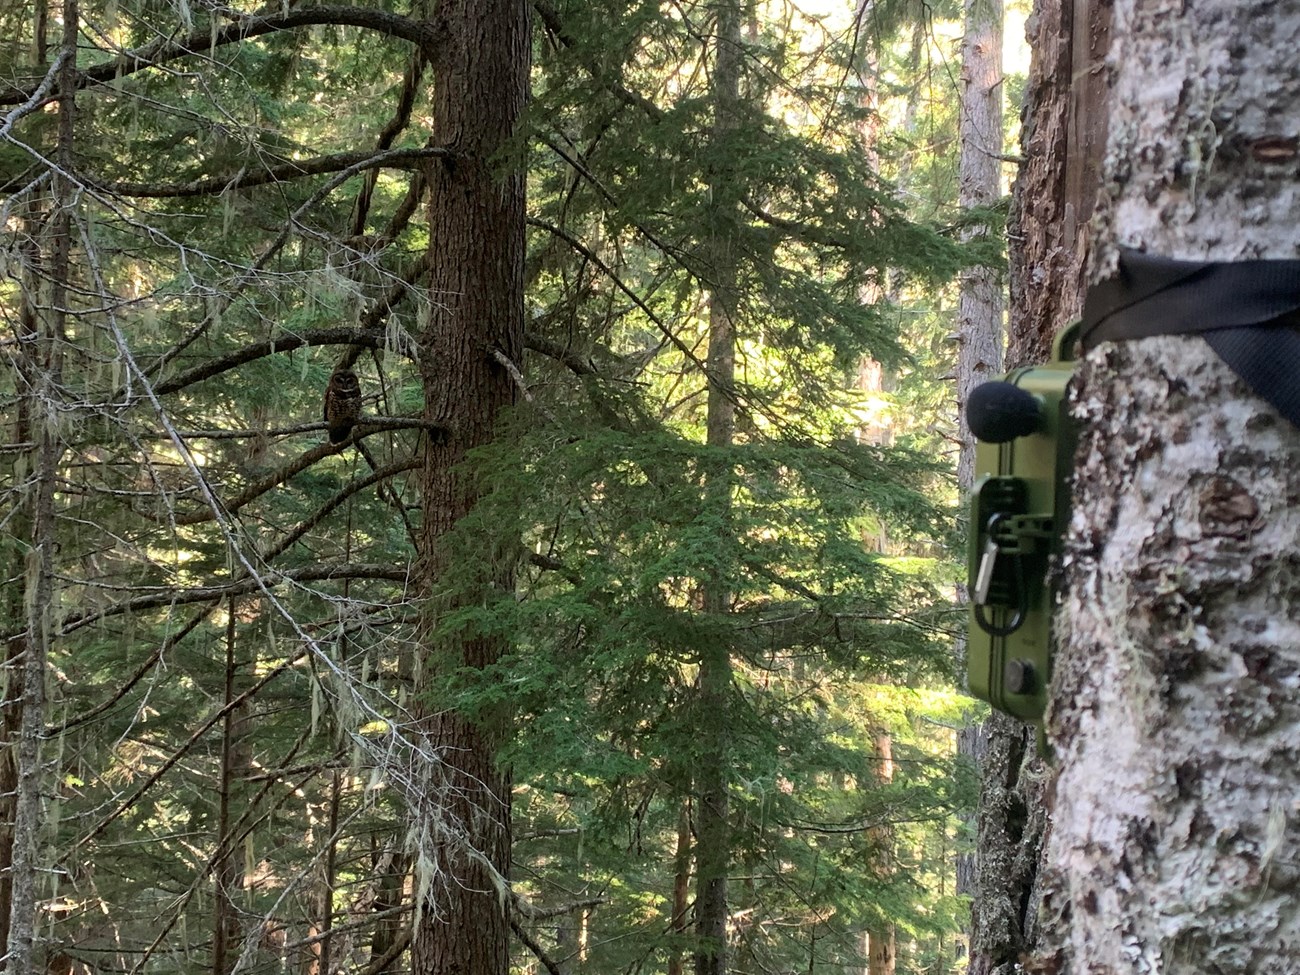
[967,381,1042,443]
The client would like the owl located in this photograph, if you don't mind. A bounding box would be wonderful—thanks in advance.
[323,369,362,444]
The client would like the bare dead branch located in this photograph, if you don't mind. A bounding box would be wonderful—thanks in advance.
[513,895,606,922]
[0,48,69,137]
[357,927,412,975]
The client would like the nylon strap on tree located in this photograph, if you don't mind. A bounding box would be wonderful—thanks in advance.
[1081,248,1300,429]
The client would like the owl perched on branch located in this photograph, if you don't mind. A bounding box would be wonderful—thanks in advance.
[323,369,362,444]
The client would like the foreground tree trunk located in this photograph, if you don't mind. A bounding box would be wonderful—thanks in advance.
[410,2,528,974]
[1041,2,1300,970]
[967,1,1110,972]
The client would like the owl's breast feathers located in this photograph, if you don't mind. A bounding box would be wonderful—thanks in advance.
[325,370,362,444]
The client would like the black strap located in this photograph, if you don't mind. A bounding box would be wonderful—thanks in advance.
[1081,249,1300,428]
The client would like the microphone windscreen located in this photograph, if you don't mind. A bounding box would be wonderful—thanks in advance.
[967,381,1042,443]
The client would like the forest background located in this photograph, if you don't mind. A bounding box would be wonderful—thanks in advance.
[0,1,1031,973]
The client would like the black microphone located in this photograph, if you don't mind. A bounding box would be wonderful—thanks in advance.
[966,381,1042,443]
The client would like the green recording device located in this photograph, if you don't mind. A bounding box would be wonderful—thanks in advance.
[965,323,1080,733]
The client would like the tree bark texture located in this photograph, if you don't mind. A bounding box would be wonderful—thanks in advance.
[865,729,896,975]
[954,0,1004,939]
[5,5,74,970]
[1041,2,1300,972]
[410,2,527,974]
[955,0,1005,492]
[1007,0,1111,369]
[969,3,1110,974]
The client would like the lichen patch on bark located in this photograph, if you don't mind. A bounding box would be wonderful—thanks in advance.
[1048,337,1300,973]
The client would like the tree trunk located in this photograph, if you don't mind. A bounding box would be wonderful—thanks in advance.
[6,5,73,970]
[1041,2,1300,971]
[865,730,896,975]
[1008,0,1112,370]
[967,2,1110,973]
[212,602,250,975]
[692,6,742,975]
[954,0,1005,928]
[409,2,528,974]
[955,0,1005,492]
[667,802,692,975]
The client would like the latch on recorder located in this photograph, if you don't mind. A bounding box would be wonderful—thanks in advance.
[965,323,1079,730]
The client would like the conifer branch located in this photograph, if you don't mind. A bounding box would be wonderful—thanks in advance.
[531,0,664,123]
[526,216,707,372]
[0,6,444,107]
[355,439,419,545]
[153,327,418,394]
[171,417,433,441]
[69,643,314,850]
[524,334,598,375]
[147,432,422,525]
[351,52,429,236]
[509,918,564,975]
[58,564,413,635]
[50,603,218,734]
[74,146,446,199]
[263,458,420,562]
[513,894,607,921]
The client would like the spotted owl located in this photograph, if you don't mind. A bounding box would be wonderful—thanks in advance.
[323,369,362,444]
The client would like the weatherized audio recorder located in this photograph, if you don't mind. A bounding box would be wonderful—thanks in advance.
[964,322,1079,736]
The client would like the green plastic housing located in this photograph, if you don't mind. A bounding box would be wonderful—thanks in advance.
[966,325,1079,728]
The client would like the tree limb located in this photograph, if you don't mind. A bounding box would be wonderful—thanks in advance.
[509,918,564,975]
[358,927,412,975]
[76,146,446,199]
[49,601,219,735]
[0,6,443,106]
[154,327,418,395]
[58,563,413,635]
[524,333,598,376]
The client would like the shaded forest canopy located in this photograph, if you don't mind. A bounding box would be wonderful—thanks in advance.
[0,0,1016,972]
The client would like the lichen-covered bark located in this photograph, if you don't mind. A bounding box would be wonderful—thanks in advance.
[1091,1,1300,265]
[967,714,1051,975]
[1048,340,1300,972]
[1043,2,1300,971]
